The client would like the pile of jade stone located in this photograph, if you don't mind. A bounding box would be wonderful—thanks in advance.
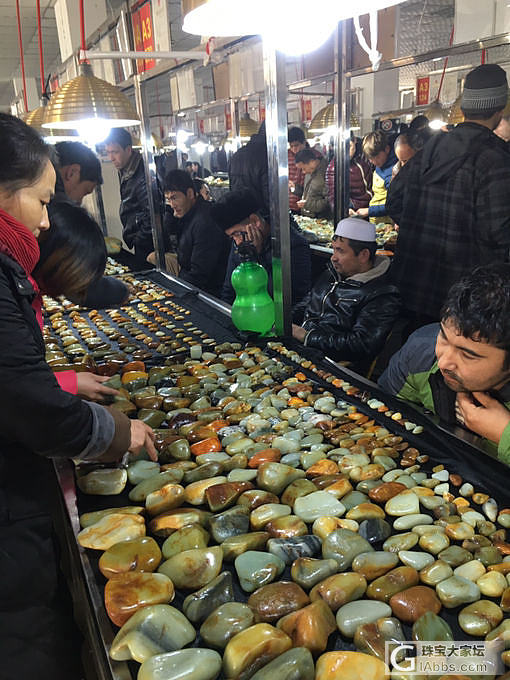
[75,344,510,680]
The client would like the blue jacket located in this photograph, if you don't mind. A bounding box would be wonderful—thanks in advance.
[221,218,311,305]
[368,148,397,218]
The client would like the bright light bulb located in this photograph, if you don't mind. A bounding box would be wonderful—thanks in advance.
[193,141,207,155]
[429,118,445,130]
[74,119,112,145]
[207,144,215,153]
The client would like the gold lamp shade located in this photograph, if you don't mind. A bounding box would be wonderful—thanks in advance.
[24,105,78,141]
[447,95,464,125]
[424,100,445,122]
[132,133,163,151]
[309,103,334,133]
[43,64,140,129]
[239,114,259,140]
[24,106,46,131]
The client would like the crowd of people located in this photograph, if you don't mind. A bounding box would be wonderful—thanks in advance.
[1,61,510,678]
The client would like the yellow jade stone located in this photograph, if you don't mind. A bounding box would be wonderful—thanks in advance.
[312,516,359,539]
[99,536,162,579]
[145,483,185,516]
[77,513,145,550]
[184,477,227,506]
[79,506,144,529]
[411,487,435,497]
[315,651,390,680]
[345,503,385,521]
[223,623,292,679]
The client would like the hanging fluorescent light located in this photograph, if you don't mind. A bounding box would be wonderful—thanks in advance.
[183,0,406,55]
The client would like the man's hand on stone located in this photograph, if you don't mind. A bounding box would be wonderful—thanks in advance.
[292,324,307,343]
[457,391,510,444]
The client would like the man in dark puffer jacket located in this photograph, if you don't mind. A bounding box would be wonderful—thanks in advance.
[292,217,400,374]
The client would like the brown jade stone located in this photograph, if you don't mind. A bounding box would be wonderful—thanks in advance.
[265,515,308,539]
[368,482,408,503]
[237,490,280,510]
[248,449,281,468]
[99,536,162,579]
[313,474,347,490]
[104,571,174,627]
[205,482,254,512]
[389,585,441,624]
[306,460,339,478]
[248,581,309,623]
[310,572,367,611]
[277,599,336,655]
[366,566,420,603]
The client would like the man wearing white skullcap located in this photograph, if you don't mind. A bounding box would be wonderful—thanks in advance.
[292,217,401,373]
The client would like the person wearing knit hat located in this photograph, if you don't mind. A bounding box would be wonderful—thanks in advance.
[211,189,312,306]
[385,62,510,335]
[292,216,400,375]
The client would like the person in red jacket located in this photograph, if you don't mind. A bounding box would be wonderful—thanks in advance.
[288,127,307,212]
[327,138,374,214]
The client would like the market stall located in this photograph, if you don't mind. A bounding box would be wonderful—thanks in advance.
[47,268,510,680]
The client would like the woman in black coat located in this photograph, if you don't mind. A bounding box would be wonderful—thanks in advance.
[0,114,156,679]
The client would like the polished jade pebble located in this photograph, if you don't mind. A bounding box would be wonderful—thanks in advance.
[199,602,255,649]
[294,491,345,523]
[79,505,144,529]
[99,536,161,578]
[393,514,433,531]
[351,551,399,580]
[336,600,392,637]
[438,545,473,567]
[341,491,369,510]
[234,550,285,592]
[228,469,258,482]
[162,439,191,461]
[249,647,314,680]
[300,451,326,470]
[257,462,305,495]
[291,557,338,589]
[109,604,196,663]
[359,519,392,545]
[354,616,405,661]
[385,491,420,516]
[161,524,209,559]
[419,559,453,586]
[158,547,223,590]
[250,503,291,530]
[209,506,250,543]
[221,532,270,561]
[138,648,222,680]
[454,559,486,582]
[281,479,317,507]
[267,535,322,565]
[412,611,453,642]
[398,551,434,570]
[322,528,373,570]
[183,463,224,484]
[138,409,167,428]
[127,460,161,485]
[77,468,127,496]
[77,513,145,550]
[436,575,481,608]
[182,571,234,624]
[129,470,184,502]
[383,532,419,553]
[458,600,503,636]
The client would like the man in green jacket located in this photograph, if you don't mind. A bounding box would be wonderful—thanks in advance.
[379,263,510,464]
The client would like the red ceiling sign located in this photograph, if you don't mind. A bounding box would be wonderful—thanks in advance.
[304,99,313,121]
[416,76,430,106]
[131,1,156,73]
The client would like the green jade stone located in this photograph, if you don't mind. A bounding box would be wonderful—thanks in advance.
[77,468,127,496]
[234,550,285,592]
[249,647,314,680]
[138,648,222,680]
[109,604,196,663]
[161,524,209,560]
[290,557,338,589]
[322,528,373,570]
[199,602,255,649]
[129,469,184,502]
[182,571,234,624]
[412,611,454,641]
[127,460,161,485]
[221,532,270,561]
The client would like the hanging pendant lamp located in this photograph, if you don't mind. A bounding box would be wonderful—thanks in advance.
[309,104,335,133]
[424,100,446,130]
[239,113,259,140]
[24,103,78,141]
[183,0,406,56]
[447,95,464,125]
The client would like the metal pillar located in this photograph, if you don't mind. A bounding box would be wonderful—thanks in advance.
[334,21,351,223]
[133,74,167,271]
[263,43,291,337]
[95,183,108,236]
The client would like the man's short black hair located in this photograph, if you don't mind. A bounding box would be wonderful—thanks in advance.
[104,128,132,149]
[210,190,261,231]
[164,169,195,195]
[334,235,377,264]
[55,141,103,184]
[441,263,510,368]
[288,127,306,144]
[295,148,319,164]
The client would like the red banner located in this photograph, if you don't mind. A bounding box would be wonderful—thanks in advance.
[416,76,430,106]
[199,119,205,134]
[304,99,313,121]
[225,112,232,131]
[131,1,155,73]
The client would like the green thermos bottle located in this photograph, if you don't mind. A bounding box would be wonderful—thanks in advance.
[231,241,275,335]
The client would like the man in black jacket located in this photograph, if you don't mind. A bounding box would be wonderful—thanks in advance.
[163,170,230,297]
[211,190,311,305]
[387,64,510,328]
[292,217,400,373]
[229,122,269,218]
[105,128,156,266]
